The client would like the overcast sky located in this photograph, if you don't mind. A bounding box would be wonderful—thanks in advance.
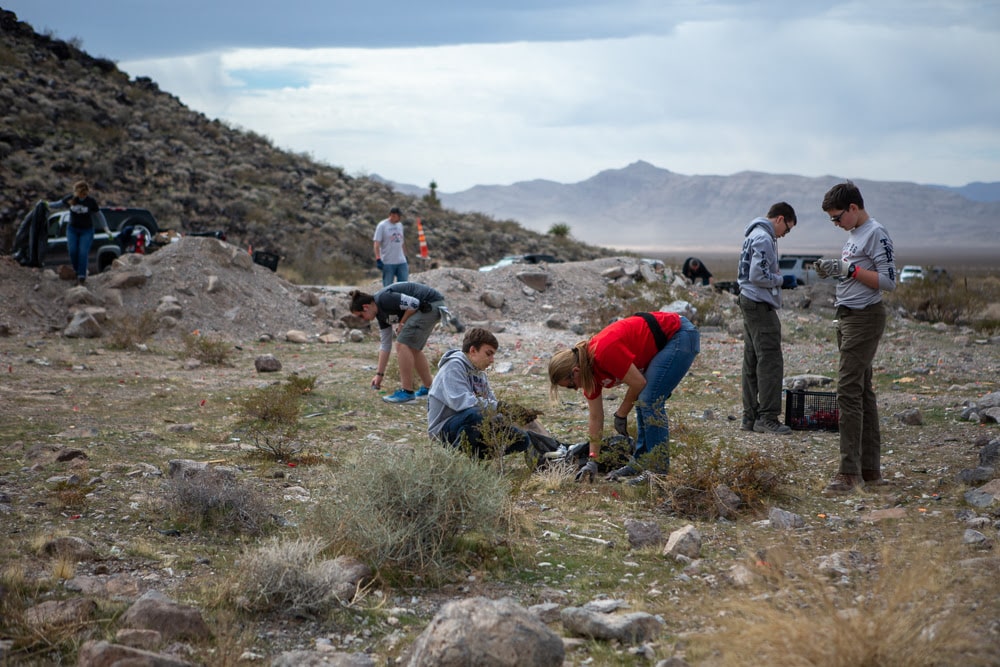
[7,1,1000,191]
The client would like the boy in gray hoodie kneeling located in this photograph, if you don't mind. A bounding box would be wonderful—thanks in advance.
[428,327,551,459]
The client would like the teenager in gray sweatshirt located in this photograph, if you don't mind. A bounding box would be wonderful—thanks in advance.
[428,328,540,459]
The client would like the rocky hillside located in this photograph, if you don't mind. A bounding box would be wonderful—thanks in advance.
[0,9,612,283]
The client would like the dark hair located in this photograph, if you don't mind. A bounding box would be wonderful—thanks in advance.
[462,327,498,353]
[822,181,864,212]
[767,201,796,223]
[389,206,402,216]
[348,289,374,314]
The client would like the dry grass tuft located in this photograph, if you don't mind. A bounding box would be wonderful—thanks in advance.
[105,310,159,349]
[702,541,1000,667]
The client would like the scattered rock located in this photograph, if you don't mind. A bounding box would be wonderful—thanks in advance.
[255,354,282,372]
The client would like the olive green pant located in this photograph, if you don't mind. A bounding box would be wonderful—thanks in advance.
[740,295,784,422]
[836,302,887,476]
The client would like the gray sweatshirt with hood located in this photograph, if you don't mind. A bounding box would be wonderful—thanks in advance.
[737,216,783,309]
[427,348,497,438]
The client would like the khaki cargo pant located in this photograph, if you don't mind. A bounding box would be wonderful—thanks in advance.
[739,294,784,422]
[836,301,887,476]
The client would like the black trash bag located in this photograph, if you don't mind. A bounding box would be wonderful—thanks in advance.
[12,202,49,267]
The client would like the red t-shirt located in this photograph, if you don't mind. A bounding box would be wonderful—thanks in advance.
[584,312,682,400]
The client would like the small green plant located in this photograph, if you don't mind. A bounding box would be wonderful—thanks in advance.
[105,310,159,349]
[181,331,233,365]
[165,469,273,536]
[238,382,303,460]
[285,374,317,396]
[312,442,511,580]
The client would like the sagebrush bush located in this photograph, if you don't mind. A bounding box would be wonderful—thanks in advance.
[312,442,511,578]
[233,538,357,615]
[165,469,272,536]
[886,274,1000,331]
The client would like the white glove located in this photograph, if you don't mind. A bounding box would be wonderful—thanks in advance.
[815,258,852,279]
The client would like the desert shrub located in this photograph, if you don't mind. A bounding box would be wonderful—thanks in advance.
[238,382,304,460]
[658,424,791,519]
[703,542,998,667]
[105,310,158,349]
[284,374,317,396]
[164,469,272,536]
[313,442,510,579]
[181,331,232,365]
[886,275,1000,330]
[230,537,363,616]
[548,222,571,238]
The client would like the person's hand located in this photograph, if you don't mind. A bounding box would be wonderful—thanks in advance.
[575,459,598,483]
[371,373,383,390]
[815,258,851,279]
[376,258,384,270]
[613,412,629,437]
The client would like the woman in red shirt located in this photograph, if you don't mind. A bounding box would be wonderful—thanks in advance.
[548,311,699,482]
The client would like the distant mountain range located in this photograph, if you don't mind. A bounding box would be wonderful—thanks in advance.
[383,162,1000,253]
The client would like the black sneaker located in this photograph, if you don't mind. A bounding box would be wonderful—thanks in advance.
[753,418,791,435]
[740,418,755,432]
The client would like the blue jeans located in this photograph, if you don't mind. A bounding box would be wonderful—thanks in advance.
[439,406,530,459]
[381,262,409,286]
[633,317,700,470]
[66,226,94,280]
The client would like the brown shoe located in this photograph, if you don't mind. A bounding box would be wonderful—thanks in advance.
[862,470,891,486]
[823,473,863,494]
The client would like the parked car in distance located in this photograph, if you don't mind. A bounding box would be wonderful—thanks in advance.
[777,254,828,287]
[899,265,926,283]
[479,253,563,272]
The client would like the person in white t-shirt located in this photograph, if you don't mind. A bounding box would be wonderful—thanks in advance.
[373,206,408,286]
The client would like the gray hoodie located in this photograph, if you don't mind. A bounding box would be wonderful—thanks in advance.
[427,348,497,438]
[737,216,783,309]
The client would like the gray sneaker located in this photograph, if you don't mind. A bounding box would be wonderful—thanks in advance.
[753,418,792,435]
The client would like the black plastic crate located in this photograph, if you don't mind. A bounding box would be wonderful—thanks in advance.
[785,390,839,431]
[252,250,280,272]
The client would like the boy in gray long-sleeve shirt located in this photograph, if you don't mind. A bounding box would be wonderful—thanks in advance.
[816,181,896,494]
[737,201,797,435]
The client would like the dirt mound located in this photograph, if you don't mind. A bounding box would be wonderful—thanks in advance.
[0,241,653,342]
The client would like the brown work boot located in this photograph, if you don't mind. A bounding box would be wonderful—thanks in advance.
[862,469,891,486]
[822,473,863,495]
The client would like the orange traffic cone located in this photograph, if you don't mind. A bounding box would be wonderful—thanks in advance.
[417,218,429,259]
